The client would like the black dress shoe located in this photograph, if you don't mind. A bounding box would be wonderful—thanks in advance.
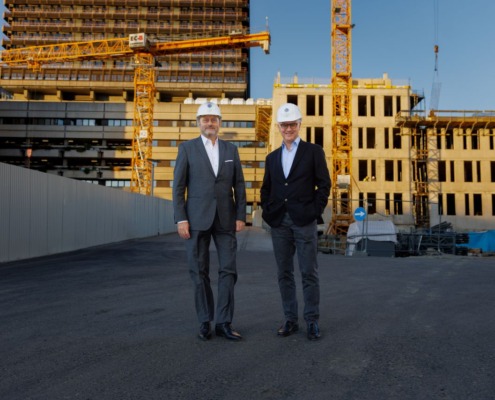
[198,322,211,341]
[277,320,299,337]
[215,323,242,341]
[307,321,321,341]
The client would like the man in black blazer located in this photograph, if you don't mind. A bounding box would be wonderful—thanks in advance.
[261,103,330,340]
[173,102,246,341]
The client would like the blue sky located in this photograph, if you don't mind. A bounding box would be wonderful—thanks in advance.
[1,1,493,111]
[250,0,495,111]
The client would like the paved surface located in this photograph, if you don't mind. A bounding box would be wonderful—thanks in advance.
[1,227,495,400]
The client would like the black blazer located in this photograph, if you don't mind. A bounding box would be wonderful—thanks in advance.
[260,140,331,228]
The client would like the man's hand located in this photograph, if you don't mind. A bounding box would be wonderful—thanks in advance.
[177,221,191,239]
[236,220,245,232]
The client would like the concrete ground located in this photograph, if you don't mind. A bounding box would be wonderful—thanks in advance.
[1,227,494,400]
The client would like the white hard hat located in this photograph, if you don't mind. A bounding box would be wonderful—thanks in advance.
[196,101,222,118]
[276,103,302,123]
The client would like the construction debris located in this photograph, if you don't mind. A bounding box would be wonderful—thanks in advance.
[395,222,469,257]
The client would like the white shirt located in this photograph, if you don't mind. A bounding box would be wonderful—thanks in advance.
[282,137,300,178]
[201,135,219,176]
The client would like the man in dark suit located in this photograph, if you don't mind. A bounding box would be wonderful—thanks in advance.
[261,103,330,340]
[173,102,246,341]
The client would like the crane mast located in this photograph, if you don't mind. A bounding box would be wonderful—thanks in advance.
[131,52,156,195]
[329,0,353,236]
[0,32,271,195]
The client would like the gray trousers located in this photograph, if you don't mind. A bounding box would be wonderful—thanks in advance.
[270,213,320,323]
[185,213,238,325]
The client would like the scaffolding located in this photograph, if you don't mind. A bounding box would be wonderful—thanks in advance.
[396,110,495,228]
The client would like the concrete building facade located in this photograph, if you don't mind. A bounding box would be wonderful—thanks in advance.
[270,73,495,232]
[0,98,269,223]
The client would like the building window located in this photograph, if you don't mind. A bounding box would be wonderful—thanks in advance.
[464,161,473,182]
[438,161,446,182]
[450,161,455,182]
[385,160,394,181]
[314,127,323,147]
[473,194,482,216]
[306,127,312,143]
[358,127,364,149]
[318,95,324,116]
[446,129,454,149]
[366,127,375,149]
[306,95,315,116]
[394,193,403,215]
[367,192,377,214]
[465,193,470,216]
[471,130,479,150]
[370,96,375,117]
[105,180,131,188]
[358,95,367,116]
[359,160,368,181]
[287,94,297,105]
[384,96,393,117]
[384,127,390,149]
[446,193,456,215]
[393,128,402,149]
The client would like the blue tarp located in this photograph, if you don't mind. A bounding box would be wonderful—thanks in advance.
[458,230,495,253]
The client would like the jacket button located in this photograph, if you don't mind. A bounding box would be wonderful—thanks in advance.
[285,183,288,186]
[284,198,288,202]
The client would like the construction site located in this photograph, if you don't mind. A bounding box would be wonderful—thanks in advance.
[1,0,495,258]
[3,4,495,399]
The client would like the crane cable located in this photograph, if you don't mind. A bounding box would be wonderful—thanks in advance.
[430,0,441,112]
[433,0,439,72]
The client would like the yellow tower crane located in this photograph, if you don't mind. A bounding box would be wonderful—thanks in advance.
[0,32,271,195]
[328,0,353,237]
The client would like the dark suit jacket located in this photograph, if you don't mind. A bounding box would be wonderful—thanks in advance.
[173,136,246,231]
[260,140,330,228]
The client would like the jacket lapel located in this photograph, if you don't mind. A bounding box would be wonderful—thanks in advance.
[275,147,285,178]
[217,139,226,176]
[195,136,216,177]
[284,140,307,178]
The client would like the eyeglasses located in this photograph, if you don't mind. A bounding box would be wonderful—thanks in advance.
[200,116,220,124]
[279,122,299,130]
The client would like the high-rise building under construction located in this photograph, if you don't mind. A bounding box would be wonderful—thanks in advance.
[1,0,253,100]
[0,0,271,222]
